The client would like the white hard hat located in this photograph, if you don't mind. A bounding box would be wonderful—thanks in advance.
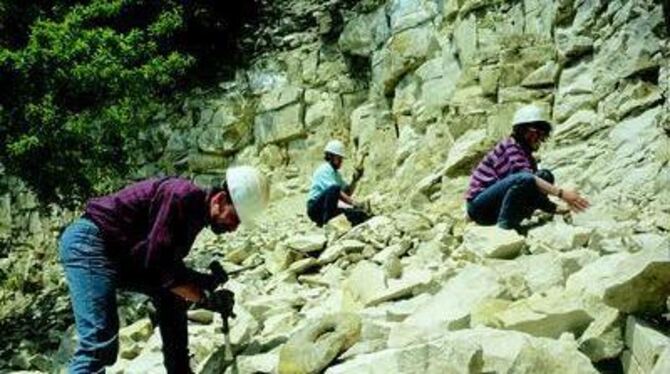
[324,140,346,158]
[512,104,551,128]
[226,166,269,226]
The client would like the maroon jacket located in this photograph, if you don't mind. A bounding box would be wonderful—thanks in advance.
[84,177,210,288]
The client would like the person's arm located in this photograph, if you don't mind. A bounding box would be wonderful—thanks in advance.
[339,191,355,205]
[348,168,363,194]
[348,152,367,195]
[534,176,590,212]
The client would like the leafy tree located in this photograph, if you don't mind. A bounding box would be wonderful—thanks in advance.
[0,0,258,206]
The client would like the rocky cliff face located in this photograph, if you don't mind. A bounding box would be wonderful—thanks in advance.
[2,0,669,372]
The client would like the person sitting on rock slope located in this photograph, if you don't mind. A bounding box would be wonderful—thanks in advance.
[307,140,370,227]
[58,166,269,373]
[465,104,590,231]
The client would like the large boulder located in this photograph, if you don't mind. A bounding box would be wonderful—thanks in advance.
[488,250,598,297]
[342,261,387,307]
[651,347,670,374]
[493,290,594,339]
[577,296,624,363]
[343,261,432,308]
[278,313,362,374]
[462,225,526,259]
[566,247,670,313]
[328,327,597,374]
[286,232,327,254]
[341,215,396,248]
[387,265,504,347]
[623,316,670,374]
[526,221,593,253]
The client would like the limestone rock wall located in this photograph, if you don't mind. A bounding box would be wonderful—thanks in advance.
[150,0,669,219]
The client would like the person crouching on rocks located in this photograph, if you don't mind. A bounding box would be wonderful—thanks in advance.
[465,104,590,231]
[307,140,370,227]
[58,166,269,373]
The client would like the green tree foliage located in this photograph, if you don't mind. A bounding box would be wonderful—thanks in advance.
[0,0,258,206]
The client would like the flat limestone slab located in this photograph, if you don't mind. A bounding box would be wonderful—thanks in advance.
[387,265,504,347]
[327,327,597,374]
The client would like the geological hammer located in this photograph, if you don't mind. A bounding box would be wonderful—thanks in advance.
[208,261,237,371]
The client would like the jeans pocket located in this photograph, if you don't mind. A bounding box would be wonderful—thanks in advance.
[59,219,105,264]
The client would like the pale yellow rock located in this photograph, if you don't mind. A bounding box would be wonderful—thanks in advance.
[318,240,366,265]
[342,261,387,307]
[494,290,594,339]
[624,316,670,373]
[566,247,670,313]
[339,7,389,56]
[372,26,439,95]
[328,327,597,374]
[119,318,153,343]
[651,346,670,374]
[578,302,623,362]
[462,225,526,259]
[443,129,492,177]
[287,257,319,275]
[278,313,362,374]
[526,221,593,253]
[387,265,504,347]
[286,232,327,253]
[187,309,214,325]
[470,298,511,328]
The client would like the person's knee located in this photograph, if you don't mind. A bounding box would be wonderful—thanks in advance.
[535,169,554,184]
[514,172,537,190]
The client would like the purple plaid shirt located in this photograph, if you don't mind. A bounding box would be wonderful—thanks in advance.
[84,177,209,288]
[466,137,537,201]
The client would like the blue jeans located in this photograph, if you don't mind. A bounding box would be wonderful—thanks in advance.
[59,218,191,373]
[307,185,369,227]
[467,171,553,230]
[59,218,119,373]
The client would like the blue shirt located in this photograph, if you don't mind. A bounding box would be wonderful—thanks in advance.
[308,162,346,202]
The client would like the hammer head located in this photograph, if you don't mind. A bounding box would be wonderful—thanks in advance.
[209,261,229,285]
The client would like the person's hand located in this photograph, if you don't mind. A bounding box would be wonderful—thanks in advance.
[560,189,590,212]
[208,261,229,286]
[352,167,364,181]
[200,289,235,318]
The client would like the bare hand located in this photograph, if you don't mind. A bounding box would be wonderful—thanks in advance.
[561,189,590,212]
[352,167,364,181]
